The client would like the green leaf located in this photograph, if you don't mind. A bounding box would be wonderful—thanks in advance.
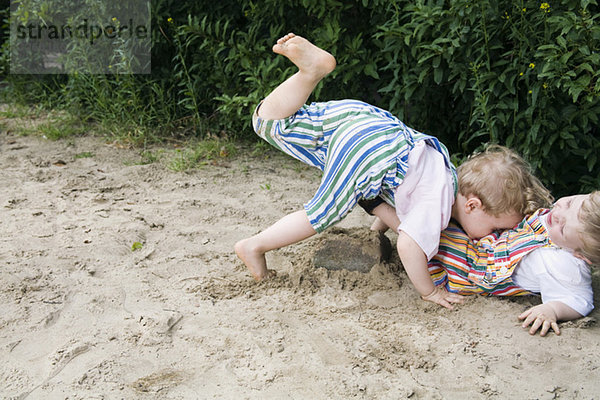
[576,75,591,88]
[364,63,379,79]
[131,242,143,251]
[537,44,559,52]
[579,63,594,74]
[556,36,567,50]
[587,153,597,172]
[434,68,443,85]
[559,131,575,140]
[569,86,584,102]
[559,52,573,65]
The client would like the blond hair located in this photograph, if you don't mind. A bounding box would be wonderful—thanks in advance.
[579,191,600,266]
[457,144,553,216]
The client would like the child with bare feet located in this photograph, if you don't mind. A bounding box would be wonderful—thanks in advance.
[235,33,537,309]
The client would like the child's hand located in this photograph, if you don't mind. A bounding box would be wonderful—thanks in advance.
[421,286,465,310]
[518,304,560,336]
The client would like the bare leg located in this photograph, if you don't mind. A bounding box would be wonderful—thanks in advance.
[371,203,400,232]
[258,33,336,120]
[235,210,316,281]
[235,34,335,280]
[370,217,389,232]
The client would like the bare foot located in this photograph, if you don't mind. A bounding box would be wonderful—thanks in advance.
[234,238,275,281]
[272,33,336,80]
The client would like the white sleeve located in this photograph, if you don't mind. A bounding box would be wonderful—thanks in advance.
[513,248,594,316]
[393,141,455,260]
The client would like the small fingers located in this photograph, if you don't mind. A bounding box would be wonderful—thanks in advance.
[446,293,465,304]
[526,317,559,336]
[440,299,454,310]
[537,320,551,336]
[522,313,537,328]
[421,287,464,310]
[528,317,543,335]
[432,293,454,310]
[518,309,532,320]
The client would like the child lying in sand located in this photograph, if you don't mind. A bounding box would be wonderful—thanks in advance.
[428,192,599,336]
[235,33,551,309]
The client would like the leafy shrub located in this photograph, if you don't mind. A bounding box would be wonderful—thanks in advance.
[1,0,598,195]
[375,0,600,195]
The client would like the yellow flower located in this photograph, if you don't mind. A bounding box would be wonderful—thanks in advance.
[529,63,535,69]
[540,3,550,12]
[528,90,532,94]
[543,83,548,89]
[520,72,524,76]
[167,17,173,23]
[522,8,527,12]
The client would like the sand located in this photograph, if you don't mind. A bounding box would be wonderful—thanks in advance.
[1,129,599,399]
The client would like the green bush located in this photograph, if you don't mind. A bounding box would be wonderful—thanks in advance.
[1,0,599,195]
[373,0,600,195]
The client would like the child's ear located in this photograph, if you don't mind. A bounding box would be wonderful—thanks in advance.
[573,251,592,265]
[464,196,483,214]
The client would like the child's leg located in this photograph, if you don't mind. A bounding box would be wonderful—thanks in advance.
[370,217,389,232]
[235,210,316,281]
[235,34,335,281]
[258,33,336,120]
[371,202,400,232]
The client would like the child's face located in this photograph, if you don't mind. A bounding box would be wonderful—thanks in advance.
[460,208,522,239]
[545,194,588,252]
[453,194,523,239]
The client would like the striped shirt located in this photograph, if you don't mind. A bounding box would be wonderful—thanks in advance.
[429,209,553,296]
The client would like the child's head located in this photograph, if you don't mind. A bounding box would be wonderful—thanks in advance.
[548,191,600,265]
[454,145,553,239]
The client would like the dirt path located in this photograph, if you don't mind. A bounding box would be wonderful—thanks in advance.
[1,131,598,399]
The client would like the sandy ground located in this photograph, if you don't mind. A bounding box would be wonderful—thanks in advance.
[1,126,599,399]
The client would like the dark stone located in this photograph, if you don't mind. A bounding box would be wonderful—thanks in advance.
[312,228,392,273]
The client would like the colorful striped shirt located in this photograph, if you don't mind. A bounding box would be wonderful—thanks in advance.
[428,209,553,296]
